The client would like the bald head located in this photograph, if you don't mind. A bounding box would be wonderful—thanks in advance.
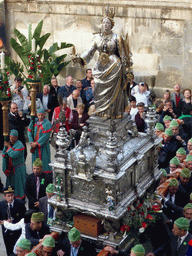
[174,84,181,93]
[72,89,80,100]
[66,76,73,87]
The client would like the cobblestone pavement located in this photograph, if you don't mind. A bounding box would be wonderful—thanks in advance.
[0,142,56,255]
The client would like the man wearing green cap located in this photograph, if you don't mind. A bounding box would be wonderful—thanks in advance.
[25,212,50,248]
[41,236,56,256]
[155,123,164,138]
[149,217,192,256]
[162,115,172,128]
[27,108,52,174]
[187,138,192,154]
[158,128,182,169]
[25,158,52,210]
[103,244,145,256]
[178,168,192,197]
[15,239,31,256]
[169,119,188,145]
[159,169,167,185]
[169,156,180,173]
[186,154,192,172]
[2,129,27,199]
[176,148,186,164]
[39,184,55,225]
[163,178,189,221]
[56,227,96,256]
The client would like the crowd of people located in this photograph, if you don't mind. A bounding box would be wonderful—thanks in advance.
[1,70,192,255]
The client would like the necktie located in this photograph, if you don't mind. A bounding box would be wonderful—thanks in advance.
[36,176,40,200]
[177,237,182,250]
[170,194,173,203]
[7,204,11,219]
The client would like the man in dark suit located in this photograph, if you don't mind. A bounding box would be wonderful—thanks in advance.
[0,186,26,256]
[56,227,96,256]
[25,212,50,248]
[37,85,55,121]
[8,102,30,159]
[151,217,192,256]
[39,184,55,225]
[25,158,52,210]
[158,128,182,169]
[163,178,189,222]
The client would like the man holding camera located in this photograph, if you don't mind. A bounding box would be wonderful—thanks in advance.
[11,77,28,113]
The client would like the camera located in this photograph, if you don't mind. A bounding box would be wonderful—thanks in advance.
[17,86,23,92]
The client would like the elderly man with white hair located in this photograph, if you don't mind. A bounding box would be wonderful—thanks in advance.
[171,84,184,109]
[37,84,55,121]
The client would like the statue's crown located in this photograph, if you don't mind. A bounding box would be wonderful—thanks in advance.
[104,5,115,19]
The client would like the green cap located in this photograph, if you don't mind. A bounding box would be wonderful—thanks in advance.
[37,108,45,114]
[31,212,44,222]
[16,239,31,251]
[164,128,173,136]
[169,120,179,128]
[170,156,180,166]
[184,203,192,210]
[26,253,37,256]
[33,158,43,167]
[68,227,81,242]
[155,123,164,131]
[10,129,18,137]
[163,115,172,122]
[186,154,192,162]
[189,138,192,143]
[190,193,192,201]
[46,184,55,193]
[176,148,186,156]
[180,168,191,178]
[42,236,55,248]
[131,244,145,256]
[160,169,167,177]
[169,178,179,187]
[174,217,189,230]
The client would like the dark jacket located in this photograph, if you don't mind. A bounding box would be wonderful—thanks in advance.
[56,238,97,256]
[25,222,50,248]
[158,136,182,169]
[25,172,52,210]
[39,196,48,224]
[8,112,30,146]
[154,232,192,256]
[0,199,26,255]
[57,85,76,99]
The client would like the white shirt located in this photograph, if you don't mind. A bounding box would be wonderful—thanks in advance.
[4,218,26,254]
[42,94,49,110]
[134,91,150,107]
[130,107,138,121]
[179,231,189,246]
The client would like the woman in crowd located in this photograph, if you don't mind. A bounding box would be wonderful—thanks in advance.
[71,103,89,146]
[178,89,192,116]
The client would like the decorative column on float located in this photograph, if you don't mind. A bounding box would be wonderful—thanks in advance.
[0,51,12,142]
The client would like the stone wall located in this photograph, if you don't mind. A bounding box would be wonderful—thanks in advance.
[5,0,192,96]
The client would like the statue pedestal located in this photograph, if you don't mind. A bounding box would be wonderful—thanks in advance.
[50,112,162,250]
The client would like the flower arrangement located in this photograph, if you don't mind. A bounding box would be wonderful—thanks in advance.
[0,70,12,101]
[121,193,162,238]
[27,53,43,82]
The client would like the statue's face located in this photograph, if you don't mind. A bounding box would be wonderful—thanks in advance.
[102,18,112,32]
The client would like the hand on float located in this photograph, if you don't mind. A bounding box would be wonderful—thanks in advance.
[104,246,119,255]
[57,249,65,256]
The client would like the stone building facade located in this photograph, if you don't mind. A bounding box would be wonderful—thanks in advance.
[4,0,192,96]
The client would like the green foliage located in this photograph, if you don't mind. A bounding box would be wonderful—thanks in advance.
[8,19,72,86]
[5,56,25,78]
